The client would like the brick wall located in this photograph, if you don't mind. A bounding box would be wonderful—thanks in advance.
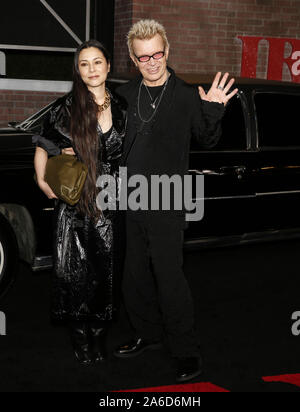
[114,0,134,73]
[0,90,64,128]
[113,0,300,81]
[1,0,300,128]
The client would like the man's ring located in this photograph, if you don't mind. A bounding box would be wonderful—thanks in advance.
[217,85,224,90]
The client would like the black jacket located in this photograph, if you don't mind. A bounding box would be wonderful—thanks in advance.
[33,88,127,161]
[117,67,225,178]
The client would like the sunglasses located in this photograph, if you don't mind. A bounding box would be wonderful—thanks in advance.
[134,50,165,63]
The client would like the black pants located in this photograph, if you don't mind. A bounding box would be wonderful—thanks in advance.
[122,212,199,358]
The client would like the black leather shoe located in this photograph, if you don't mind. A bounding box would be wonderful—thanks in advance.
[175,356,202,383]
[114,338,162,358]
[90,326,107,363]
[69,321,93,365]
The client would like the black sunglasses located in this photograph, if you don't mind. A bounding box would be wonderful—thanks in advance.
[134,50,165,63]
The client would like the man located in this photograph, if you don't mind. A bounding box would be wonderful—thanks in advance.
[114,19,238,382]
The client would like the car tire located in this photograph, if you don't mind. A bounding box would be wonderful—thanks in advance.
[0,215,19,299]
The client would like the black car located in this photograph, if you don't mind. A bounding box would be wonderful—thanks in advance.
[1,76,300,296]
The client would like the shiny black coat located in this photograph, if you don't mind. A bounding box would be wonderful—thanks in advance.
[33,89,127,321]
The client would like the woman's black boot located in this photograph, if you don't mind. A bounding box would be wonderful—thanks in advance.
[89,321,107,363]
[69,320,93,365]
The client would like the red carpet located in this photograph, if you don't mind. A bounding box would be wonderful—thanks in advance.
[116,382,229,392]
[117,374,300,392]
[263,374,300,389]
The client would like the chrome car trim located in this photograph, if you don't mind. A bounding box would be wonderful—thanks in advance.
[196,195,255,200]
[256,190,300,196]
[196,190,300,200]
[0,241,4,281]
[195,191,300,200]
[32,255,53,272]
[184,227,300,249]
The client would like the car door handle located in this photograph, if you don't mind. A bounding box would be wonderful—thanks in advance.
[189,166,247,178]
[220,165,247,176]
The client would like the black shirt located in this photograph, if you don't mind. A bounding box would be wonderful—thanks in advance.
[127,84,164,177]
[138,84,164,126]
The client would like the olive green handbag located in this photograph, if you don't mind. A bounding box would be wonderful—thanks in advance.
[44,154,88,206]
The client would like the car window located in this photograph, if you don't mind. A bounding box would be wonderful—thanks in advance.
[255,92,300,148]
[15,103,53,133]
[190,93,247,151]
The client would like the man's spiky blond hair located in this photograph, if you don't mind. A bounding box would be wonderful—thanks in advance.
[127,19,169,56]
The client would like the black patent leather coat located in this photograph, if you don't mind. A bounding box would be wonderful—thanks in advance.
[33,88,127,321]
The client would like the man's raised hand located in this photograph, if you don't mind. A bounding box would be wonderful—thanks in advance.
[198,72,238,106]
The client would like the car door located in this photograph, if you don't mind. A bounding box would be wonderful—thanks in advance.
[185,90,256,246]
[252,90,300,232]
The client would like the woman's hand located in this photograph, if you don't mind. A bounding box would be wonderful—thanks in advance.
[37,178,58,199]
[34,146,57,199]
[62,147,76,155]
[198,72,238,106]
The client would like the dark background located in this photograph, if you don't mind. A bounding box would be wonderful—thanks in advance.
[0,0,115,80]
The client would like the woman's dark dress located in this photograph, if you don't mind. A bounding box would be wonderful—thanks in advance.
[33,91,126,321]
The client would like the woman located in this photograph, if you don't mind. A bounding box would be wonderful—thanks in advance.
[33,40,126,365]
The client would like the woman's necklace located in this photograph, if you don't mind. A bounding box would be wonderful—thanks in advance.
[98,89,111,113]
[137,74,170,123]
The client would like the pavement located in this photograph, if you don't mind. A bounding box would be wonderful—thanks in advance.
[1,239,300,392]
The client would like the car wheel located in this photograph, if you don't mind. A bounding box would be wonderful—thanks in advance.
[0,216,19,299]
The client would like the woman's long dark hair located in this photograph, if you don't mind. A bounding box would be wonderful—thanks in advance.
[71,39,110,221]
